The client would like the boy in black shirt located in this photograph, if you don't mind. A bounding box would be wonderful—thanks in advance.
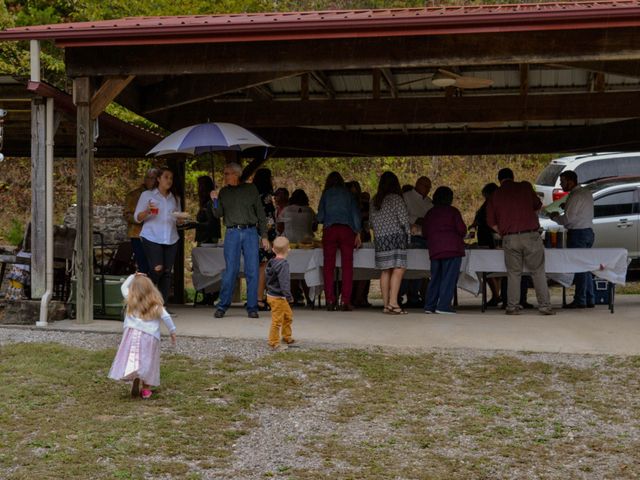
[265,237,295,350]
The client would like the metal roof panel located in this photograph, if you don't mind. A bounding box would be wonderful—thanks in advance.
[0,1,639,47]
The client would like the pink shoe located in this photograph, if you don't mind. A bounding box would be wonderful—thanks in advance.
[140,389,152,399]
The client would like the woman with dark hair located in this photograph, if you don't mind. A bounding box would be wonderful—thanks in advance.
[252,168,277,310]
[134,166,184,304]
[277,188,317,306]
[470,182,501,306]
[277,189,317,242]
[317,171,362,311]
[422,186,467,314]
[370,171,411,314]
[195,175,221,246]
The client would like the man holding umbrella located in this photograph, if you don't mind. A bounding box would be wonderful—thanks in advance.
[211,162,269,318]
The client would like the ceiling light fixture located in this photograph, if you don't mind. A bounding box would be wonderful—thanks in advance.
[431,71,456,88]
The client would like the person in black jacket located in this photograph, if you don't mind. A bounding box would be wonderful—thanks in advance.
[195,176,221,246]
[194,175,222,305]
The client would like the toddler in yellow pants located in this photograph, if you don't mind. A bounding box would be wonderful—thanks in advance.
[266,237,295,350]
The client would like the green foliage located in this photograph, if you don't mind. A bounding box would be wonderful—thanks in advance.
[6,218,24,246]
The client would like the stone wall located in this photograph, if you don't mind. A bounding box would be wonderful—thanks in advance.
[64,204,128,246]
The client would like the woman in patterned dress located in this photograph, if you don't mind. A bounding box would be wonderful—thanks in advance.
[370,171,411,314]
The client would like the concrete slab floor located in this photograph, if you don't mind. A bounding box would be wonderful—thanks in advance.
[28,292,640,356]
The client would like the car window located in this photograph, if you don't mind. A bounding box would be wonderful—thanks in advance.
[575,161,612,183]
[613,156,640,176]
[536,164,564,186]
[593,190,636,218]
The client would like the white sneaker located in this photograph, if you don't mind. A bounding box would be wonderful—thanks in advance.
[435,309,456,315]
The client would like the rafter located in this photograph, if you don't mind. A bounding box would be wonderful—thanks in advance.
[310,71,336,99]
[139,72,302,114]
[151,92,640,131]
[380,68,399,98]
[250,119,640,157]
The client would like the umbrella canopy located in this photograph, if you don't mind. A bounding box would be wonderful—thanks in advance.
[147,122,271,156]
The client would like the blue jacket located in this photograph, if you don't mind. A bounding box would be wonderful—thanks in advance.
[317,186,362,233]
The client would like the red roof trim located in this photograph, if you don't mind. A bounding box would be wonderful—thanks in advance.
[27,81,163,147]
[0,1,639,47]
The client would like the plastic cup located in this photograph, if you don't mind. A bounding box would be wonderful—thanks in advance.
[150,205,159,215]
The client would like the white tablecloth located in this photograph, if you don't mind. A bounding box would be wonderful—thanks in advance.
[191,247,313,292]
[192,247,476,292]
[465,248,629,286]
[192,247,628,294]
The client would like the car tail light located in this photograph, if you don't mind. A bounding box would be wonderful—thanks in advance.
[552,188,569,202]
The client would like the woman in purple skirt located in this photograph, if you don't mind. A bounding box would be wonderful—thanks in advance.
[109,273,177,399]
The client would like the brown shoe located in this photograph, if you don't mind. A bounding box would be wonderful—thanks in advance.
[341,303,353,311]
[539,307,556,315]
[505,308,522,315]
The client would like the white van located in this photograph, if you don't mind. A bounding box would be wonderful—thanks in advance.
[534,152,640,206]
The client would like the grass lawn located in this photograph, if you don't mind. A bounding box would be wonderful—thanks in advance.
[1,342,639,479]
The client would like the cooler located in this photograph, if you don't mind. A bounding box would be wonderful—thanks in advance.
[67,274,126,320]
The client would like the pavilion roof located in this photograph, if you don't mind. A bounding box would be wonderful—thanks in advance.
[0,1,639,46]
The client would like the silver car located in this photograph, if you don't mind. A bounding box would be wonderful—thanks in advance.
[538,176,640,259]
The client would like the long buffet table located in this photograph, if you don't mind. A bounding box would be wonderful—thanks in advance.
[191,246,628,310]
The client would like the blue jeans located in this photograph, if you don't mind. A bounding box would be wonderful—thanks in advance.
[217,227,260,313]
[568,228,595,305]
[425,256,462,312]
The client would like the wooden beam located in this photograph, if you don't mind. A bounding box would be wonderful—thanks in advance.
[372,69,381,99]
[140,71,302,114]
[246,85,273,101]
[254,119,640,156]
[90,75,134,119]
[594,72,606,93]
[310,71,336,99]
[554,60,640,79]
[167,159,185,305]
[381,68,399,98]
[73,77,94,324]
[30,97,46,298]
[156,91,640,130]
[519,64,529,96]
[300,73,309,101]
[66,28,640,76]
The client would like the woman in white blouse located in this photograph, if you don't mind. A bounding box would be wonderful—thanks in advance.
[134,167,183,303]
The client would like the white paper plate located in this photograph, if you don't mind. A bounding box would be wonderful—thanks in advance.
[172,211,190,219]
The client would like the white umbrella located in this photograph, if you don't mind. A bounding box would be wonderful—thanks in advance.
[147,122,271,156]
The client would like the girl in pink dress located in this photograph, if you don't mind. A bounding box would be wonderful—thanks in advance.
[108,273,177,399]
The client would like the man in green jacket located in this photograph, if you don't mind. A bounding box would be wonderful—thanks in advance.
[211,162,269,318]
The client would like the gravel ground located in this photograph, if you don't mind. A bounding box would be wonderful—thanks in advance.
[2,326,638,480]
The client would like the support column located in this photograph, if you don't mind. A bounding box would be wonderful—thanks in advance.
[73,77,94,324]
[168,158,185,304]
[30,97,46,298]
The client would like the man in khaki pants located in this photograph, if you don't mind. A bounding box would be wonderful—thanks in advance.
[486,168,554,316]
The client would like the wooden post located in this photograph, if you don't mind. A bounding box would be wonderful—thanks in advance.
[168,158,185,304]
[30,97,46,298]
[73,77,94,324]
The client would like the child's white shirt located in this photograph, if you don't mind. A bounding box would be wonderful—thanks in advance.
[121,274,177,340]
